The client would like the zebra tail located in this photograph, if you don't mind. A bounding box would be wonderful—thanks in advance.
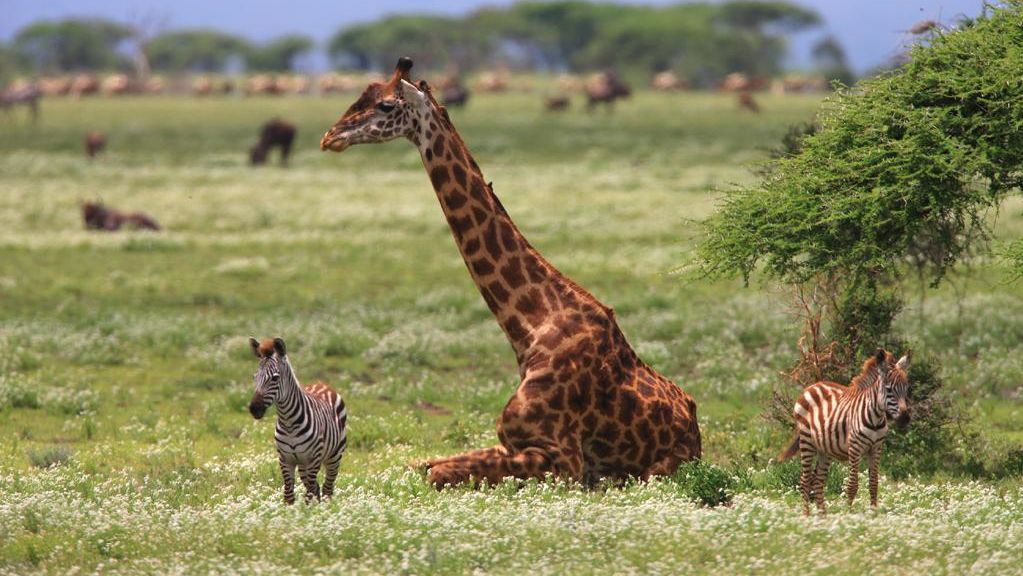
[776,432,799,462]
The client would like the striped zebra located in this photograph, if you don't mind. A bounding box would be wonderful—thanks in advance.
[248,337,348,504]
[778,348,911,515]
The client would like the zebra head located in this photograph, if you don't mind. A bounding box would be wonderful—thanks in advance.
[248,337,287,419]
[884,350,912,430]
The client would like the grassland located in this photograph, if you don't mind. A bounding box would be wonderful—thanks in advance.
[1,91,1022,574]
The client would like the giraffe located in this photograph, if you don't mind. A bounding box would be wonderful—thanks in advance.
[320,57,701,488]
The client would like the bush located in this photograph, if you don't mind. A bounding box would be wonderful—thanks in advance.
[670,460,734,507]
[27,445,73,468]
[874,354,977,478]
[695,2,1023,476]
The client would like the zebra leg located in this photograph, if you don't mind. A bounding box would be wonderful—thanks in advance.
[845,451,861,508]
[279,455,297,505]
[869,445,882,508]
[321,454,342,500]
[298,462,321,504]
[798,447,815,516]
[812,455,831,514]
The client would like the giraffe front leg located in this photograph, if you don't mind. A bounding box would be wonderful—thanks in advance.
[427,444,581,489]
[812,455,831,515]
[799,449,814,516]
[846,452,861,509]
[321,454,342,500]
[869,445,881,508]
[279,455,297,506]
[298,462,321,504]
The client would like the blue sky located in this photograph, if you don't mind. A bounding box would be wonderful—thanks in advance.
[2,0,988,73]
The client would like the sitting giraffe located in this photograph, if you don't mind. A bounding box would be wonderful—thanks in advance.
[321,58,701,488]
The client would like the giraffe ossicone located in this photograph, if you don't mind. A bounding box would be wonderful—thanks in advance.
[321,57,702,488]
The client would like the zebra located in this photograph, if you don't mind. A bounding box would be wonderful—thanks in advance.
[248,337,348,504]
[777,348,911,515]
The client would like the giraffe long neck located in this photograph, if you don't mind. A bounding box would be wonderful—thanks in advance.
[411,104,604,364]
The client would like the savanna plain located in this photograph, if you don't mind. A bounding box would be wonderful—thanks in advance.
[1,91,1022,574]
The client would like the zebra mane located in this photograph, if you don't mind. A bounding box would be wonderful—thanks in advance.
[850,352,889,390]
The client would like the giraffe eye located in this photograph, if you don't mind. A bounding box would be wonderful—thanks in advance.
[376,101,395,113]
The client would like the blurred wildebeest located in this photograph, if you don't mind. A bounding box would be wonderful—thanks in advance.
[38,77,71,97]
[475,71,509,93]
[82,202,161,231]
[441,80,470,108]
[1,83,41,123]
[70,73,99,98]
[245,75,284,96]
[651,70,687,92]
[101,74,135,96]
[84,131,107,158]
[737,91,760,113]
[545,95,570,112]
[585,70,631,112]
[250,119,296,166]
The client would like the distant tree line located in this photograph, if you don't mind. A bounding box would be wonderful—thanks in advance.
[0,1,854,86]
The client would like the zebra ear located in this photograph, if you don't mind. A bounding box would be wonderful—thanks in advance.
[896,350,911,371]
[273,337,287,357]
[873,348,887,367]
[248,337,260,358]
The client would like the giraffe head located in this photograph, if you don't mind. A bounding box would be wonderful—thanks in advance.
[248,336,288,419]
[320,57,434,153]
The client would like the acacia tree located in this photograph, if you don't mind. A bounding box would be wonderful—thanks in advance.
[246,35,314,72]
[696,1,1023,475]
[145,29,250,72]
[14,19,133,72]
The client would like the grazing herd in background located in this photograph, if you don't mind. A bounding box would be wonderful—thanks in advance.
[4,58,908,514]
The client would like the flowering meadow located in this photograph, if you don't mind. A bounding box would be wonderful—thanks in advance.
[1,92,1022,574]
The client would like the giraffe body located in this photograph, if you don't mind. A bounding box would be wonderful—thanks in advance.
[321,58,701,487]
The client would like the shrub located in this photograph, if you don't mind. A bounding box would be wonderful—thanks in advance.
[27,445,73,468]
[670,460,734,507]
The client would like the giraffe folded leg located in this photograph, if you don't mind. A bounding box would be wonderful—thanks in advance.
[640,445,697,481]
[419,445,507,471]
[425,445,578,489]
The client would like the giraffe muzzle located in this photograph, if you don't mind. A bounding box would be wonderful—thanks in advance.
[319,129,349,153]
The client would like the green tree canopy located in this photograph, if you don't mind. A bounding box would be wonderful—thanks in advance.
[145,29,251,72]
[811,35,854,85]
[327,1,826,85]
[328,15,492,72]
[246,35,315,72]
[13,18,133,72]
[697,4,1023,290]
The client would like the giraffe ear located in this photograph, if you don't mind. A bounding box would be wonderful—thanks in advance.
[249,337,261,358]
[400,79,428,106]
[273,338,287,357]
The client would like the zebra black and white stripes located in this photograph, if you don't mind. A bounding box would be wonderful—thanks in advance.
[778,348,911,515]
[249,337,348,504]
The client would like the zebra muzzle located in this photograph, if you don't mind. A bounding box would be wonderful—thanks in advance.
[249,397,267,419]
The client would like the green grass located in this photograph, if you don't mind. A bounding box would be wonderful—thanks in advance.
[1,91,1022,574]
